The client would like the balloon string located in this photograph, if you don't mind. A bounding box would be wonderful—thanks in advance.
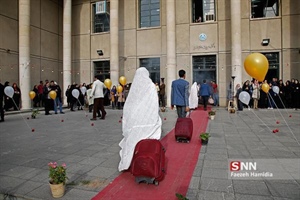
[250,109,273,132]
[267,93,300,146]
[11,98,32,131]
[277,95,291,117]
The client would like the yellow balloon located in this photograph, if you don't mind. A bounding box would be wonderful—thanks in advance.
[29,91,36,100]
[244,53,269,82]
[117,85,123,93]
[104,79,112,89]
[49,91,57,100]
[119,76,127,86]
[261,83,270,94]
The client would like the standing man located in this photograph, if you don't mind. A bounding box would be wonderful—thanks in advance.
[211,80,219,106]
[159,78,166,109]
[171,70,190,118]
[199,79,211,111]
[0,80,5,122]
[90,76,106,120]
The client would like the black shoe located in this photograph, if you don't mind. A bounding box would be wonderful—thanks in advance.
[55,112,58,114]
[71,109,75,111]
[45,113,52,115]
[60,112,65,114]
[90,118,97,121]
[0,119,4,122]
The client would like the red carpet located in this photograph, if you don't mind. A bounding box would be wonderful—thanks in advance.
[92,109,209,200]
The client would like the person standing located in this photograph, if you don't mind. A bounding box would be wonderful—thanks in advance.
[0,80,5,122]
[43,82,52,115]
[37,81,44,107]
[199,79,211,111]
[159,78,166,109]
[90,76,106,120]
[171,69,190,118]
[235,84,243,111]
[252,79,260,109]
[211,80,219,106]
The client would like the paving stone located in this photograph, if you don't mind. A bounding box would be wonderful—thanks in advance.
[265,181,300,199]
[233,180,271,196]
[87,166,118,179]
[200,178,233,193]
[196,190,235,200]
[235,193,273,200]
[203,160,228,169]
[201,168,228,179]
[0,166,36,178]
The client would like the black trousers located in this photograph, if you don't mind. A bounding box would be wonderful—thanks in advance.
[0,99,4,120]
[202,96,209,109]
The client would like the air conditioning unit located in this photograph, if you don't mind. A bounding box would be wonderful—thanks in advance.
[205,13,215,22]
[96,1,106,14]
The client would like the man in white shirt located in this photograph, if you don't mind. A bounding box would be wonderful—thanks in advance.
[90,76,106,120]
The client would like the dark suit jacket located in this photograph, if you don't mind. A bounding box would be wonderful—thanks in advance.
[171,78,189,106]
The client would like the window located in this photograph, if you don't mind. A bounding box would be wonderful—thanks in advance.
[251,0,279,18]
[192,55,216,84]
[192,0,215,23]
[93,1,110,33]
[139,58,160,83]
[139,0,160,28]
[262,52,279,82]
[94,61,110,81]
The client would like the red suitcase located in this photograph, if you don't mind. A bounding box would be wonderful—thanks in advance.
[175,117,193,143]
[130,139,166,185]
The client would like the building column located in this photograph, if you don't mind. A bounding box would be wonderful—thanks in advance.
[110,0,119,86]
[19,0,31,110]
[63,0,72,105]
[166,0,176,107]
[230,0,242,92]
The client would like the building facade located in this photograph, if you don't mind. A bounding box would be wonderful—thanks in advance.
[1,0,299,108]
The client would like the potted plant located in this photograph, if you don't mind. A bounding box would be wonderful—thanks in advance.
[31,109,39,119]
[48,162,68,198]
[199,132,210,145]
[208,110,216,120]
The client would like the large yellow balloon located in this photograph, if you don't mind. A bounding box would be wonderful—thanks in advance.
[104,79,112,89]
[117,85,123,93]
[244,53,269,82]
[261,83,270,94]
[49,91,57,100]
[119,76,127,86]
[29,91,36,100]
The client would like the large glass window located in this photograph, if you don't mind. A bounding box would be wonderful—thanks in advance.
[192,0,215,23]
[93,1,110,33]
[139,0,160,28]
[251,0,279,18]
[139,58,160,83]
[192,55,216,84]
[262,52,279,82]
[94,61,110,81]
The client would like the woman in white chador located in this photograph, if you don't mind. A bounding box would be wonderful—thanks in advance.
[118,67,162,171]
[189,82,199,109]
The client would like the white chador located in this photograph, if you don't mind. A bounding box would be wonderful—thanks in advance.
[118,67,162,171]
[189,82,199,109]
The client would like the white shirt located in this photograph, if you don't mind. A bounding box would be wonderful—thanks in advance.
[91,79,106,98]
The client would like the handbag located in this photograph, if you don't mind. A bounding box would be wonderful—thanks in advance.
[208,96,214,105]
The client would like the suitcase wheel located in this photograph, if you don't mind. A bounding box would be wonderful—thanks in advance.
[154,180,159,186]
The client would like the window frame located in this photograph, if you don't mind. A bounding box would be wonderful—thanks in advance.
[191,0,216,24]
[138,0,161,29]
[261,52,280,82]
[251,0,280,19]
[92,1,110,34]
[93,60,111,81]
[192,54,217,84]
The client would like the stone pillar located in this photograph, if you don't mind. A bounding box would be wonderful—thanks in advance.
[110,0,119,86]
[166,0,176,107]
[63,0,72,105]
[19,0,31,110]
[231,0,242,92]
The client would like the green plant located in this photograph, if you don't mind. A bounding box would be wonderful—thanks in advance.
[48,162,68,184]
[208,110,216,116]
[31,109,39,118]
[176,193,189,200]
[199,132,210,141]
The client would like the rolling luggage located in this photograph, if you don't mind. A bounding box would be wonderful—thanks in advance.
[130,139,166,185]
[175,117,193,143]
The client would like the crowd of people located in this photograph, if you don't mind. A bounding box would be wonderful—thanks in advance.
[234,78,300,111]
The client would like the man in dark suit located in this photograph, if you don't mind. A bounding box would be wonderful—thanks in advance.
[0,80,5,122]
[171,70,190,118]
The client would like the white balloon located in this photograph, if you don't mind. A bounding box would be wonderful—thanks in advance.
[272,86,279,94]
[239,91,250,105]
[72,89,79,99]
[4,86,14,98]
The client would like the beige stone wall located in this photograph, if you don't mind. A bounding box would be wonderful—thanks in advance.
[1,0,299,106]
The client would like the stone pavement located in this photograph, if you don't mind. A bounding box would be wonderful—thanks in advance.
[0,107,299,200]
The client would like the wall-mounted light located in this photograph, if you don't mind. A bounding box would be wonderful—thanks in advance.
[261,39,270,46]
[97,50,103,56]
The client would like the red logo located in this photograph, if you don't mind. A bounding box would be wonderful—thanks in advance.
[230,161,240,171]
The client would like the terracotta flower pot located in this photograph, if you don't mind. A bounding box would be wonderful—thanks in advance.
[49,182,65,198]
